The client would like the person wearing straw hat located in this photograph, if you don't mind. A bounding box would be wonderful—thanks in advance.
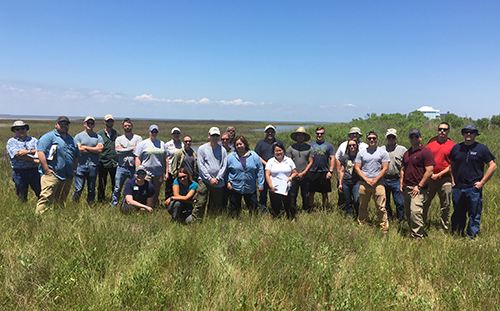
[7,120,41,201]
[286,127,314,212]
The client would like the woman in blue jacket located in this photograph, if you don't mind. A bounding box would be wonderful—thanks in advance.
[227,135,265,216]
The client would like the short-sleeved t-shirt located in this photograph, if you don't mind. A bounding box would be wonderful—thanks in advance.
[426,139,455,178]
[75,131,104,166]
[265,156,296,180]
[309,141,335,172]
[134,139,169,176]
[173,178,198,196]
[286,143,314,173]
[450,142,496,189]
[123,178,155,205]
[402,146,436,187]
[340,154,360,185]
[355,147,390,179]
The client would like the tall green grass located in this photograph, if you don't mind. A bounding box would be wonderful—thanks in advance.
[1,113,499,310]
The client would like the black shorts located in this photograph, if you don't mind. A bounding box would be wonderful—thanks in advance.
[309,171,332,193]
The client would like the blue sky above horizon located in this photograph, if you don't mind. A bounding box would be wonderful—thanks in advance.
[1,0,499,123]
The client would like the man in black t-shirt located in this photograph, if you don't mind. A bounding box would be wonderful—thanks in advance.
[121,165,155,213]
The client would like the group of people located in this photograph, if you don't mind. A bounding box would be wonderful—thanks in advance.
[7,117,496,238]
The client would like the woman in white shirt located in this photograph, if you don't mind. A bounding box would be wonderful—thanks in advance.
[265,142,298,219]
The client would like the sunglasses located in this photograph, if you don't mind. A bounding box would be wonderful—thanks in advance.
[367,137,377,141]
[136,171,147,175]
[58,121,70,126]
[178,175,187,180]
[463,131,475,135]
[173,132,180,135]
[410,135,419,139]
[13,127,26,131]
[221,138,229,141]
[106,119,114,123]
[151,130,159,133]
[386,136,396,139]
[86,121,95,125]
[184,140,192,143]
[348,144,357,147]
[438,128,449,132]
[210,134,220,137]
[315,132,325,135]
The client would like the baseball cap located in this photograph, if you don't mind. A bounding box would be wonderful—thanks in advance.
[385,128,397,138]
[171,127,181,134]
[409,129,421,137]
[84,116,95,123]
[104,114,114,121]
[264,125,276,132]
[56,116,71,124]
[208,127,221,136]
[149,124,159,132]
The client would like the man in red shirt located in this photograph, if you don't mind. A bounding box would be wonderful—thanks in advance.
[400,129,435,239]
[423,122,455,230]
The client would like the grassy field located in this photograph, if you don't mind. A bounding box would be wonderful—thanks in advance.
[1,113,499,310]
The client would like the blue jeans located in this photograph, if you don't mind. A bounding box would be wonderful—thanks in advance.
[72,164,98,203]
[451,186,483,238]
[12,168,41,201]
[111,166,135,206]
[342,182,359,216]
[384,178,405,220]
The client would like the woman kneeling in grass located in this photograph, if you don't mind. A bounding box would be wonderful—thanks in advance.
[165,168,198,223]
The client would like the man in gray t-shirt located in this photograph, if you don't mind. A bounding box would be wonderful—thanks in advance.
[381,128,407,221]
[286,127,314,212]
[111,118,143,207]
[72,116,104,204]
[354,131,390,232]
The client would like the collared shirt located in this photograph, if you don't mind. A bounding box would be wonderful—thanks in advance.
[37,129,80,180]
[402,145,435,187]
[426,139,455,178]
[7,136,39,169]
[450,142,496,189]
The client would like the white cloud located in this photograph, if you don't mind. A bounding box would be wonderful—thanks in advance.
[343,104,357,107]
[133,94,263,106]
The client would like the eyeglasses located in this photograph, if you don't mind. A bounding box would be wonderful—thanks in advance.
[136,171,146,175]
[184,140,192,143]
[409,135,419,139]
[178,175,187,180]
[438,128,449,132]
[367,137,377,141]
[58,121,70,126]
[13,127,26,131]
[315,132,325,136]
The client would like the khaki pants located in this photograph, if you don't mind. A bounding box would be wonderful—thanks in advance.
[145,174,164,208]
[404,186,429,238]
[192,180,224,220]
[423,177,452,230]
[36,174,73,214]
[358,181,389,231]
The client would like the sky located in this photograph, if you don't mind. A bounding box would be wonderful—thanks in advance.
[1,0,499,123]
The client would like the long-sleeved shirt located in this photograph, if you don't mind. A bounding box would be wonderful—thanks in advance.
[227,150,264,194]
[7,136,39,169]
[197,143,227,188]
